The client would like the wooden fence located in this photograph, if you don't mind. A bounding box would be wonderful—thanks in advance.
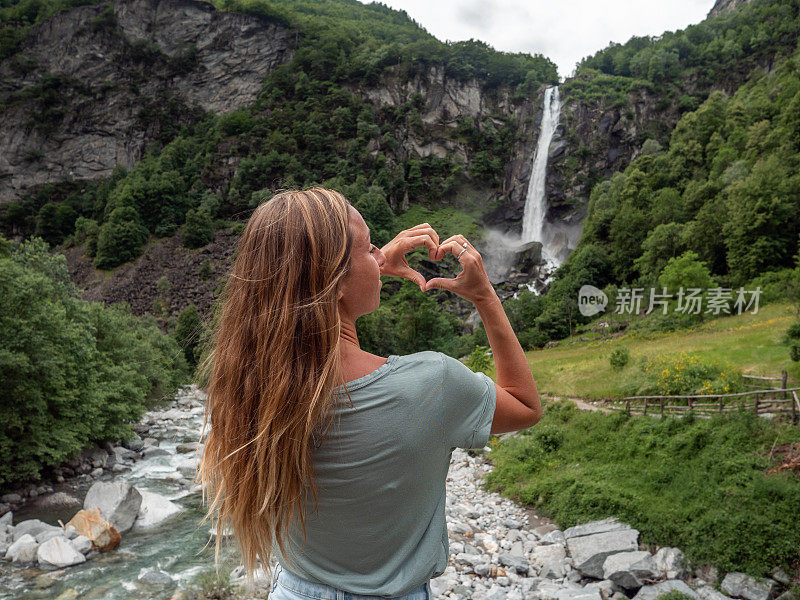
[610,371,800,424]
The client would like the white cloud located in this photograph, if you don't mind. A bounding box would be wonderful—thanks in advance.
[361,0,717,78]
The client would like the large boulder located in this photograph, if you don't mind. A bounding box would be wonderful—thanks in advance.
[633,580,700,600]
[5,533,39,563]
[564,518,631,539]
[132,491,182,530]
[566,527,640,579]
[531,544,567,564]
[721,573,777,600]
[66,508,121,552]
[12,518,50,541]
[603,551,660,589]
[83,481,142,533]
[37,536,86,568]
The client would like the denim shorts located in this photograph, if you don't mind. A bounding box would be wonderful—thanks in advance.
[270,565,431,600]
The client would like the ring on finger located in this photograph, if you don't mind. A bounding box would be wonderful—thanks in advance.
[456,244,468,260]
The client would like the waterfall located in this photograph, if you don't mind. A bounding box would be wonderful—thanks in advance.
[521,86,561,251]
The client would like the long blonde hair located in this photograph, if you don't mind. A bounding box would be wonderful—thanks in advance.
[196,187,354,582]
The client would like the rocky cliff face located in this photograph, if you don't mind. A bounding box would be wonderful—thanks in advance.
[350,64,544,213]
[708,0,754,18]
[0,0,295,204]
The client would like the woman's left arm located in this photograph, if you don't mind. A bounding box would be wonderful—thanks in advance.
[379,223,440,291]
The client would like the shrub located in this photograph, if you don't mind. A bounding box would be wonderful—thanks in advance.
[465,345,492,374]
[198,259,213,280]
[156,275,171,293]
[610,347,630,370]
[94,205,149,269]
[182,207,215,249]
[639,351,743,396]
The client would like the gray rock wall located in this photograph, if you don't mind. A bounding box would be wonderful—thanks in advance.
[0,0,295,204]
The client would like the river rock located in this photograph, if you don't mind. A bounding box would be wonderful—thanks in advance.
[66,508,121,552]
[697,585,734,600]
[35,528,67,544]
[113,446,136,462]
[70,535,92,554]
[554,588,603,600]
[1,493,22,504]
[540,558,571,579]
[122,436,145,452]
[138,567,173,584]
[564,518,630,539]
[31,492,82,512]
[37,536,86,568]
[12,518,50,541]
[603,551,660,589]
[653,547,685,579]
[721,573,777,600]
[177,456,199,477]
[499,553,530,575]
[566,528,640,579]
[141,446,170,458]
[540,529,566,545]
[0,510,11,530]
[176,442,201,453]
[633,580,700,600]
[531,544,567,564]
[5,533,39,563]
[83,481,142,533]
[132,491,182,530]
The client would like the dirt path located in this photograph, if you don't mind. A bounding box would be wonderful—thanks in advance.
[542,395,614,413]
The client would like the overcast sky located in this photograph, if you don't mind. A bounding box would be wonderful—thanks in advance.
[361,0,718,79]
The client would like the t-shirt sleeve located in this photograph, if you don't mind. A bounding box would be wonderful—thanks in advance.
[438,352,497,450]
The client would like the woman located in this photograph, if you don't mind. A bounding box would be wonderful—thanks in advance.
[197,188,540,600]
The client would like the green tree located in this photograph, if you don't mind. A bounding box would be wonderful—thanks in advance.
[94,206,149,269]
[182,207,214,249]
[658,250,716,294]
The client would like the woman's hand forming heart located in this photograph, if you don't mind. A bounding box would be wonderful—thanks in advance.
[379,223,439,291]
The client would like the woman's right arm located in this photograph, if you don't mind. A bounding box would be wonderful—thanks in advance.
[424,236,541,434]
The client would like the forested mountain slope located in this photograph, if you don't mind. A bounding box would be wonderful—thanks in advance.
[0,0,798,354]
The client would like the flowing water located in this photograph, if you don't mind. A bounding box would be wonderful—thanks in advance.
[0,388,243,600]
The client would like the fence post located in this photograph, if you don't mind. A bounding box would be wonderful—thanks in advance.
[754,393,759,414]
[643,398,648,416]
[626,398,630,415]
[688,397,693,413]
[782,370,788,392]
[661,399,664,418]
[792,391,797,425]
[719,396,723,413]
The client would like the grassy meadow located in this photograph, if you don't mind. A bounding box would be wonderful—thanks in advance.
[491,302,800,400]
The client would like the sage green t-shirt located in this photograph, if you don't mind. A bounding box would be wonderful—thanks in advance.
[275,351,497,597]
